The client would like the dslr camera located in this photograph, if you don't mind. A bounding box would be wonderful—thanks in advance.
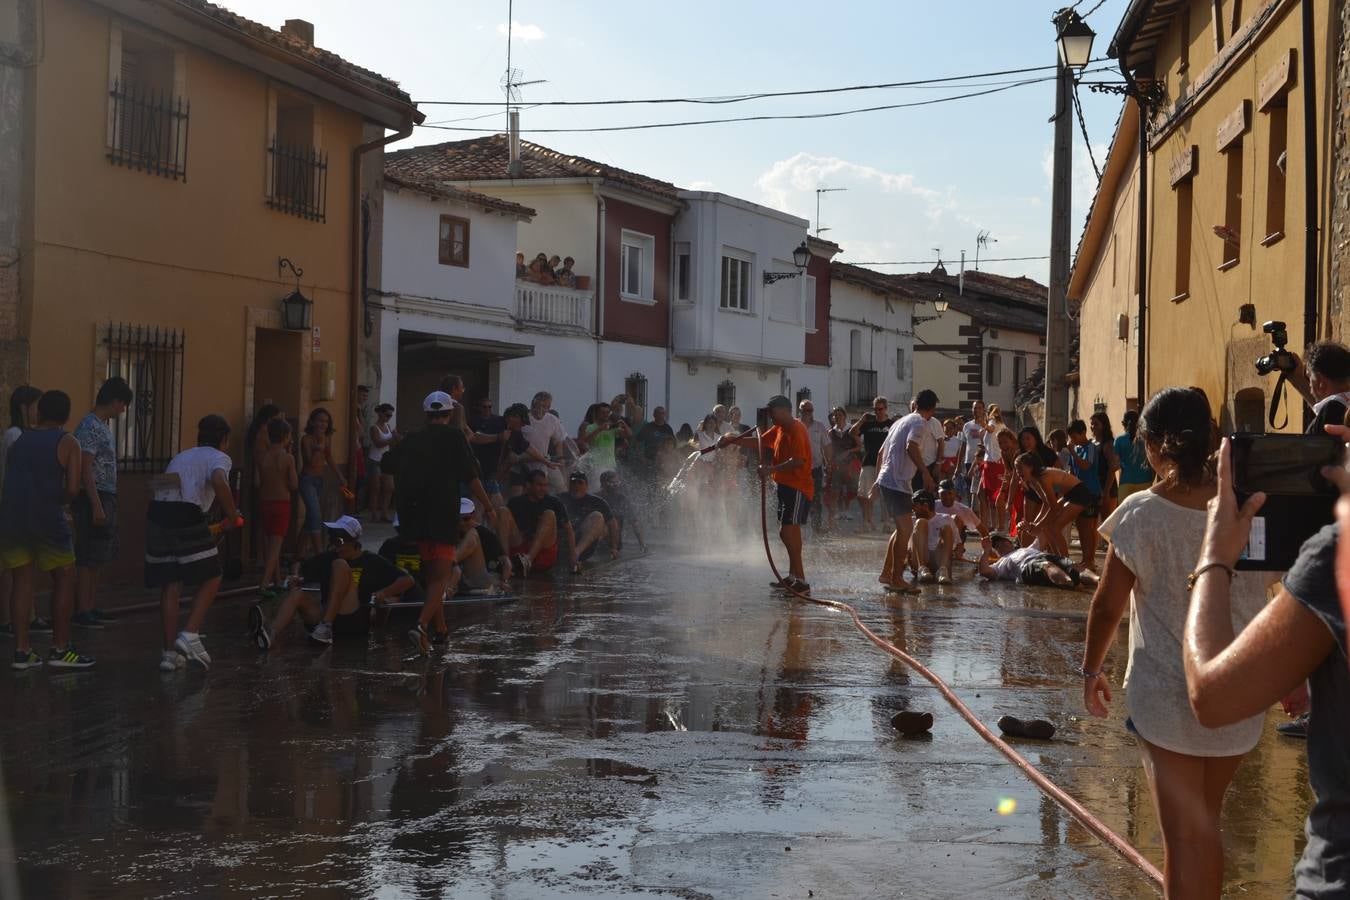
[1254,320,1297,376]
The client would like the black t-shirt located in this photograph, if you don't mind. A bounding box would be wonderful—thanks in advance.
[1281,523,1350,896]
[378,537,423,582]
[859,417,893,467]
[636,422,675,460]
[469,414,507,478]
[476,525,506,570]
[301,550,409,607]
[600,488,630,521]
[1309,398,1349,436]
[506,493,569,537]
[381,423,481,543]
[559,491,613,529]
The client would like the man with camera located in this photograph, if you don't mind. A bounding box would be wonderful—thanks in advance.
[1261,327,1350,434]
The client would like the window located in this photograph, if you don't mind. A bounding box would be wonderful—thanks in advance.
[1013,354,1027,387]
[107,27,188,181]
[716,380,736,409]
[620,231,654,302]
[102,323,184,473]
[796,387,812,404]
[1175,179,1193,297]
[1221,144,1243,268]
[438,215,470,267]
[989,329,1000,339]
[674,243,691,302]
[267,91,327,222]
[986,352,1002,387]
[895,348,906,380]
[720,253,751,311]
[624,372,648,411]
[804,274,818,332]
[1264,104,1287,241]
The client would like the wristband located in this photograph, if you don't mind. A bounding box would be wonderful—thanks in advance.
[1080,667,1103,678]
[1186,562,1235,591]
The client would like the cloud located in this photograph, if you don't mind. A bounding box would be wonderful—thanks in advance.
[497,21,545,41]
[756,153,953,224]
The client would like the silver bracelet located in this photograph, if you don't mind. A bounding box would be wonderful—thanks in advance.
[1080,667,1103,678]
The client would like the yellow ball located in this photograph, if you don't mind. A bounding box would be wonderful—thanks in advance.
[997,797,1017,816]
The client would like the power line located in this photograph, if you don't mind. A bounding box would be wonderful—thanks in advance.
[844,256,1050,265]
[1072,84,1102,181]
[413,60,1115,107]
[416,77,1066,134]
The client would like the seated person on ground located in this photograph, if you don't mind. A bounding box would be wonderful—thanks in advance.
[936,478,987,558]
[977,532,1097,589]
[599,470,646,552]
[251,516,418,649]
[499,469,577,575]
[455,498,512,594]
[558,471,619,566]
[909,491,958,585]
[378,531,424,586]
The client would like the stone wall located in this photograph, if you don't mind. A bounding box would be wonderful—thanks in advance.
[0,0,35,403]
[1331,0,1350,341]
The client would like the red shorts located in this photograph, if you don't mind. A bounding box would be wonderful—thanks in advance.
[511,540,557,572]
[417,542,457,563]
[980,461,1006,501]
[260,500,291,538]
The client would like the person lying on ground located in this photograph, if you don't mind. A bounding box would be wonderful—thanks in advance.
[499,469,577,576]
[936,478,987,559]
[250,515,417,650]
[1013,451,1089,558]
[455,498,512,594]
[908,491,958,585]
[559,471,619,569]
[1183,430,1349,897]
[599,469,646,552]
[977,532,1097,588]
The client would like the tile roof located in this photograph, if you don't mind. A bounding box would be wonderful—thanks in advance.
[386,135,681,200]
[893,271,1048,333]
[384,174,536,219]
[168,0,414,107]
[829,262,918,299]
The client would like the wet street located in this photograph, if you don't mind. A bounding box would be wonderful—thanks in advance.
[1,526,1315,898]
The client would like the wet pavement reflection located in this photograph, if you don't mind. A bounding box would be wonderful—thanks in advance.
[1,530,1313,898]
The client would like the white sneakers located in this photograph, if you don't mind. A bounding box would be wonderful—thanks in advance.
[159,650,185,672]
[174,631,211,669]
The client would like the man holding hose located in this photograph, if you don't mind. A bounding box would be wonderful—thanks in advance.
[716,395,813,592]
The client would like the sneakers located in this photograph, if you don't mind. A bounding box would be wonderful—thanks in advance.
[248,604,272,651]
[158,650,185,672]
[513,554,532,578]
[309,622,333,646]
[11,649,42,670]
[1277,713,1309,739]
[917,568,936,584]
[937,573,953,586]
[47,646,96,669]
[28,617,53,634]
[430,629,449,646]
[891,711,935,735]
[72,611,106,630]
[408,624,431,656]
[997,715,1056,741]
[174,631,211,669]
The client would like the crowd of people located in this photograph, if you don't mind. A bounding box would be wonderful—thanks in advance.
[515,251,580,288]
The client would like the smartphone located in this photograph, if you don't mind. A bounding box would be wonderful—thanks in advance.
[1230,433,1343,571]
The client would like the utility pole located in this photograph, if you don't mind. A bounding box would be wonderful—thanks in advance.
[1043,43,1074,435]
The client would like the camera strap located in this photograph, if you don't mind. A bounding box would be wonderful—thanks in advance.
[1269,372,1290,430]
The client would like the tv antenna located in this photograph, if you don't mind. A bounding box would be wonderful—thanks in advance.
[814,186,847,236]
[975,230,997,270]
[502,1,546,126]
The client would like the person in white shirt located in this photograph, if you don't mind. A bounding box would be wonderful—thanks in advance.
[798,399,831,529]
[908,491,957,585]
[977,532,1096,588]
[874,389,940,593]
[523,391,568,492]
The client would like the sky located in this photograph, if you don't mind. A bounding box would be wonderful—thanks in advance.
[223,0,1137,285]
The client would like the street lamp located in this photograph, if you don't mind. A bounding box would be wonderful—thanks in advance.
[764,241,813,284]
[1055,9,1095,70]
[913,292,949,327]
[278,257,312,331]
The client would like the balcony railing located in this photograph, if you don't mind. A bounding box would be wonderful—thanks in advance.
[515,282,593,333]
[266,140,328,222]
[850,368,878,406]
[108,82,189,181]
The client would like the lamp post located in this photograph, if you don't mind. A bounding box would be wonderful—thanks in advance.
[1043,8,1095,436]
[763,241,813,284]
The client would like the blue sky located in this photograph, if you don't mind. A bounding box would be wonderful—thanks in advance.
[226,0,1135,283]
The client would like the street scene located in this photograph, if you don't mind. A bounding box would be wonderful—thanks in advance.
[1,0,1348,898]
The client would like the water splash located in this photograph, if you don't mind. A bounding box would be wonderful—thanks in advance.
[664,450,703,497]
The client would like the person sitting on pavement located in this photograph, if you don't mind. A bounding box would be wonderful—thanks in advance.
[558,471,619,569]
[908,490,957,585]
[455,499,512,595]
[599,470,646,552]
[977,532,1097,589]
[499,469,577,576]
[250,516,418,650]
[936,478,987,559]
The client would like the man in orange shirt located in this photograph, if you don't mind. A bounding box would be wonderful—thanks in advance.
[718,395,813,591]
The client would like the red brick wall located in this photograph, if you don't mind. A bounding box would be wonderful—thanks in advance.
[804,255,831,366]
[601,197,671,347]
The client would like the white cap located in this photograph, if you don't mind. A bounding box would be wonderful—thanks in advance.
[423,391,456,413]
[459,498,475,515]
[322,515,362,539]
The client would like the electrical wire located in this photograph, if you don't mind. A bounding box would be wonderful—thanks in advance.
[414,60,1116,106]
[1079,0,1110,18]
[1072,84,1103,182]
[845,256,1050,265]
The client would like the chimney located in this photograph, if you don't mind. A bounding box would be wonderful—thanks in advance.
[281,19,314,46]
[508,109,522,177]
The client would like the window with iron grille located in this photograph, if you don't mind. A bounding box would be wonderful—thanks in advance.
[624,372,648,410]
[716,380,736,409]
[267,95,327,222]
[107,33,188,181]
[102,323,185,473]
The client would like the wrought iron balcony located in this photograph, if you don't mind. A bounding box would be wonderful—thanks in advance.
[266,140,328,222]
[107,82,189,181]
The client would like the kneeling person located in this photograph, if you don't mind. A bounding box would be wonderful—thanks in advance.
[559,471,619,568]
[976,532,1096,589]
[499,469,577,575]
[909,491,958,585]
[251,516,417,649]
[455,499,513,594]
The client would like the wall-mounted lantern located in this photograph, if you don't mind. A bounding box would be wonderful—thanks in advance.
[278,257,312,331]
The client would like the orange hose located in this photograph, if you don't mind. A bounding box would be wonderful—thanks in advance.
[751,431,1162,889]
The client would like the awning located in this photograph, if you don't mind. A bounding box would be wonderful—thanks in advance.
[399,333,535,360]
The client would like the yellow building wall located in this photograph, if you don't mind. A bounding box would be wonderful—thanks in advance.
[26,0,362,460]
[1143,0,1331,431]
[912,310,969,412]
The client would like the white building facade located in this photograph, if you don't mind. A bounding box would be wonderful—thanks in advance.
[826,264,917,412]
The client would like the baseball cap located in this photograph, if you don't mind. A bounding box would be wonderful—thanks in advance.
[423,391,456,413]
[322,515,362,540]
[938,479,956,492]
[912,490,936,506]
[459,498,475,515]
[569,470,589,484]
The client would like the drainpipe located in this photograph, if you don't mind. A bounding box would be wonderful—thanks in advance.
[1300,0,1319,394]
[666,216,678,414]
[595,191,607,401]
[350,121,413,477]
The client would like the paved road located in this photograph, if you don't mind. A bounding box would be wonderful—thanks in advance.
[1,528,1313,898]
